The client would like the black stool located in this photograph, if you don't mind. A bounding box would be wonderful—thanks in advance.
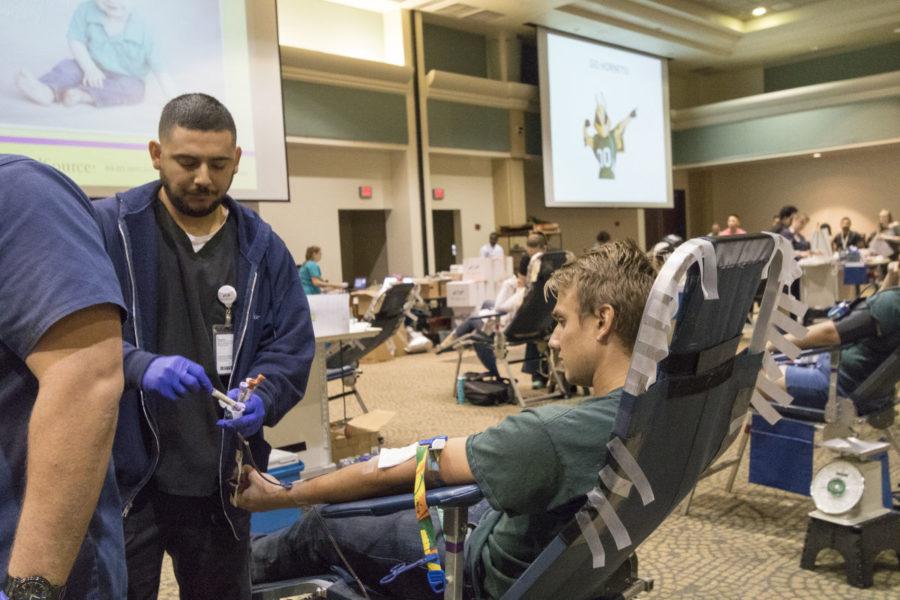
[800,511,900,588]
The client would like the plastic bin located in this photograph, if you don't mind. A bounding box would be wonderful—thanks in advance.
[249,460,305,535]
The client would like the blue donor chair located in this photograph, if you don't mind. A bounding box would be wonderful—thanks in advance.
[251,234,799,600]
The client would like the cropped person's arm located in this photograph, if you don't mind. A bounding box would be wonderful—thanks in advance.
[236,437,475,512]
[787,319,841,350]
[6,305,123,585]
[68,39,105,87]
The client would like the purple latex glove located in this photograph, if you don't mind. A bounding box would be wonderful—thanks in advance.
[142,355,213,401]
[217,389,265,437]
[1,590,8,600]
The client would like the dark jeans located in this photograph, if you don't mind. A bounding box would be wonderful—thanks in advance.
[522,342,547,383]
[251,500,492,599]
[124,486,251,600]
[39,59,145,106]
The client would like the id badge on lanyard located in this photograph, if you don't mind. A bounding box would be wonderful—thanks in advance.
[214,285,237,375]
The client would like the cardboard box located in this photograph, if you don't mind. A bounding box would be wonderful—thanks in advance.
[359,327,408,364]
[330,409,394,462]
[414,278,443,300]
[351,289,379,319]
[463,257,491,281]
[447,280,486,307]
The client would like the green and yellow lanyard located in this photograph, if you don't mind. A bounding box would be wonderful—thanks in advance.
[379,436,447,594]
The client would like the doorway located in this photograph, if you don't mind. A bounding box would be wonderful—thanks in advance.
[432,209,461,272]
[644,189,687,250]
[338,210,389,284]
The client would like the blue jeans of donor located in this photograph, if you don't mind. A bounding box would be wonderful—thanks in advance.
[251,500,492,599]
[785,353,847,410]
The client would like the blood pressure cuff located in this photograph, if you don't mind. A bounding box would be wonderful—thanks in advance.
[834,301,878,345]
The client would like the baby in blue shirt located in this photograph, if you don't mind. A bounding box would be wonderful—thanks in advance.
[17,0,174,107]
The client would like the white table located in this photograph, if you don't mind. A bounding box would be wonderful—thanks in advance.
[264,325,381,476]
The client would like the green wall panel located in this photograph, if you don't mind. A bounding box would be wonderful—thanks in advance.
[428,100,509,152]
[423,23,488,78]
[764,42,900,92]
[282,80,408,144]
[672,97,900,166]
[524,112,542,155]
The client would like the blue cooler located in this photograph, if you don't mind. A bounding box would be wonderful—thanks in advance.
[749,414,814,495]
[249,460,305,535]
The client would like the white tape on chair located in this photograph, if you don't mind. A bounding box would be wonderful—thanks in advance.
[762,352,782,381]
[680,239,719,300]
[575,510,605,569]
[629,352,658,381]
[777,292,808,319]
[586,489,632,551]
[607,438,654,506]
[771,309,808,340]
[756,372,793,406]
[766,325,803,360]
[599,465,634,498]
[751,389,782,425]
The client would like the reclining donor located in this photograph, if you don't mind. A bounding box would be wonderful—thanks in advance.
[235,240,657,599]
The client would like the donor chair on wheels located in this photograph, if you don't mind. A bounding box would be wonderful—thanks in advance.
[252,234,800,600]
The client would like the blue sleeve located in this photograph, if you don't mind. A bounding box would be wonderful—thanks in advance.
[66,2,90,43]
[310,262,322,279]
[245,236,315,427]
[0,158,125,360]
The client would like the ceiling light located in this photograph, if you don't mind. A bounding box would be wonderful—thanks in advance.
[752,7,768,17]
[812,153,822,158]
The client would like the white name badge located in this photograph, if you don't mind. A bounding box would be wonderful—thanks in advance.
[213,324,234,375]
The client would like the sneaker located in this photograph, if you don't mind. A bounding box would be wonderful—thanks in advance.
[531,380,546,390]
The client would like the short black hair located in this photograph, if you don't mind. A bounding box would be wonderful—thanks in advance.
[158,93,236,142]
[778,205,798,220]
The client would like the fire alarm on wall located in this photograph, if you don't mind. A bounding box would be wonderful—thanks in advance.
[432,187,445,200]
[358,185,373,199]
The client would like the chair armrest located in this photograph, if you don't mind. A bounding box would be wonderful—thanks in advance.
[319,484,484,519]
[771,344,845,363]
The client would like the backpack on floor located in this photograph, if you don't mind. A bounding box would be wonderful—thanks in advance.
[463,372,513,406]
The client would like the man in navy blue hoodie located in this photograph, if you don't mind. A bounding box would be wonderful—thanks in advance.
[94,93,315,599]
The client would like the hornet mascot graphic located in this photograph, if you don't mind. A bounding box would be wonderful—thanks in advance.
[583,95,636,179]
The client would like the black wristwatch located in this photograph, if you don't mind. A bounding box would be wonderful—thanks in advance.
[4,575,65,600]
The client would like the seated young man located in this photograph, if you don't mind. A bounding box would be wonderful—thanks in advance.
[235,241,657,599]
[778,274,899,413]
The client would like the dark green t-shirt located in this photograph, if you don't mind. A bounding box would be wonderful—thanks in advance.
[465,390,622,599]
[839,288,900,393]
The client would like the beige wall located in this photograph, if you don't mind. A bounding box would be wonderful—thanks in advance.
[683,144,900,238]
[428,154,496,262]
[523,160,642,254]
[256,145,399,281]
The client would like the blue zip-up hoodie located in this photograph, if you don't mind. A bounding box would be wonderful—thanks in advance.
[94,181,315,529]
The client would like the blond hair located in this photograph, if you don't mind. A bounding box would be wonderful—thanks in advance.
[546,240,656,350]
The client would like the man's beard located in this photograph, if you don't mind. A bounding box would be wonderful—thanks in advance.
[161,176,227,218]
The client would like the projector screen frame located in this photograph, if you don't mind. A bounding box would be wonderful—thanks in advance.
[0,0,290,202]
[537,27,673,209]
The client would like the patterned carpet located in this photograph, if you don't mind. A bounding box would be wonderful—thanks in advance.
[158,347,899,599]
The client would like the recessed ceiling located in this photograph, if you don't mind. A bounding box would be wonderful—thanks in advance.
[395,0,900,71]
[684,0,831,21]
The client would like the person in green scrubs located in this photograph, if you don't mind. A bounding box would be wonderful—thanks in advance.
[298,246,345,295]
